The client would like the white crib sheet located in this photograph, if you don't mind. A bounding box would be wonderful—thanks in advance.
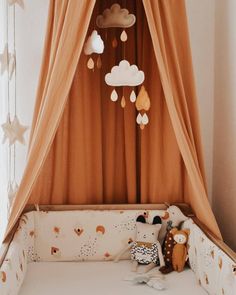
[19,261,206,295]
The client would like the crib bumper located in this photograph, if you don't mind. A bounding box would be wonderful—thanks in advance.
[0,209,235,295]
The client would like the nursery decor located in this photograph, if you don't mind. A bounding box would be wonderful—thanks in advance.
[1,114,15,145]
[1,206,235,295]
[96,3,136,43]
[132,272,166,290]
[4,0,222,244]
[105,60,144,87]
[0,44,9,75]
[8,0,24,9]
[171,228,190,272]
[11,115,28,145]
[84,30,104,70]
[1,2,28,216]
[0,43,16,78]
[105,59,145,109]
[135,85,150,129]
[115,215,165,273]
[160,206,189,274]
[1,1,236,294]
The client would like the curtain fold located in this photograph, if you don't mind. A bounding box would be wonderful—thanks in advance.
[5,0,96,238]
[28,0,184,206]
[4,0,221,240]
[142,0,221,238]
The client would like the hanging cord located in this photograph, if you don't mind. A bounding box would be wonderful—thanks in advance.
[13,4,17,185]
[6,1,10,115]
[13,4,17,117]
[5,1,12,187]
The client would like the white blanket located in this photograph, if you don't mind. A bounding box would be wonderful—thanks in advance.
[19,261,206,295]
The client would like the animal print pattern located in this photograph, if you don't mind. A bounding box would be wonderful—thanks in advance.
[130,242,159,265]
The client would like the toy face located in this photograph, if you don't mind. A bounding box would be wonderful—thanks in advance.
[136,222,161,243]
[173,233,187,244]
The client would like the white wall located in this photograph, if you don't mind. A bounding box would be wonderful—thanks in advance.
[213,0,236,251]
[13,0,49,182]
[186,0,215,202]
[0,0,49,242]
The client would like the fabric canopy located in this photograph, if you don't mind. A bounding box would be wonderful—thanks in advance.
[5,0,221,240]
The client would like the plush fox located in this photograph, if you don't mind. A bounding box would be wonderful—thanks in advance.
[171,228,190,272]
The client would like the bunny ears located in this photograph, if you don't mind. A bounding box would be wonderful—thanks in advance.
[136,215,162,225]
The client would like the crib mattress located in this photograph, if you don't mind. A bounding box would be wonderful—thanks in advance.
[19,260,206,295]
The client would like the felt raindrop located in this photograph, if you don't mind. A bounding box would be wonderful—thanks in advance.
[112,37,118,48]
[120,30,128,42]
[87,57,95,70]
[135,86,151,130]
[121,96,126,108]
[130,90,136,103]
[96,55,102,69]
[110,89,118,102]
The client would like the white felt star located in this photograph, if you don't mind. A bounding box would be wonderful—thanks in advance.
[1,114,16,145]
[0,44,9,75]
[8,0,24,9]
[11,115,28,145]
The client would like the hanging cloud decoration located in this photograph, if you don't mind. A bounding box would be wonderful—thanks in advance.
[96,3,136,28]
[105,60,145,87]
[84,30,104,55]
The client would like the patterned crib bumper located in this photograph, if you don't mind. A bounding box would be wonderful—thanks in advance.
[0,209,235,295]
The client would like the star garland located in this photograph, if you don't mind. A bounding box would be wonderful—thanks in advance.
[0,1,28,215]
[8,0,24,9]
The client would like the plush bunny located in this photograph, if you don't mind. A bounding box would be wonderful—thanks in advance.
[114,215,165,273]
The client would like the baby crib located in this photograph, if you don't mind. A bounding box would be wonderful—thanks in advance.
[0,204,235,295]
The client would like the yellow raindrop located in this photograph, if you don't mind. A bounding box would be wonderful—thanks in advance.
[121,96,126,108]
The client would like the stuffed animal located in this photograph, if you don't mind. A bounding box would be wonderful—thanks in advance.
[159,206,189,274]
[114,215,165,273]
[171,228,190,272]
[132,272,166,290]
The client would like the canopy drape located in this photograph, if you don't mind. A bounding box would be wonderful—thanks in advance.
[5,0,221,240]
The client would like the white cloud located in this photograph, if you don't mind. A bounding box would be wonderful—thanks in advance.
[105,60,145,87]
[84,30,104,55]
[96,3,136,29]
